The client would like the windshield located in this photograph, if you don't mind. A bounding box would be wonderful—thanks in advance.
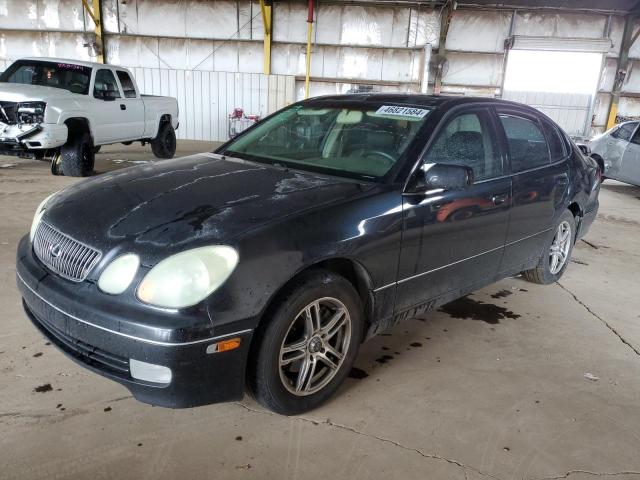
[0,60,92,95]
[223,104,431,180]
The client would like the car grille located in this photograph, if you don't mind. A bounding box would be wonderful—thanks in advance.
[0,101,17,124]
[33,222,102,282]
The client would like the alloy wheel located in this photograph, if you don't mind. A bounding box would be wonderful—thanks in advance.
[278,297,351,396]
[549,220,572,274]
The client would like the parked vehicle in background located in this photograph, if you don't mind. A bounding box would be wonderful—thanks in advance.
[17,95,600,415]
[588,120,640,186]
[0,58,179,176]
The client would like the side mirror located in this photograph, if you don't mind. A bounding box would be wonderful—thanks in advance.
[408,163,474,194]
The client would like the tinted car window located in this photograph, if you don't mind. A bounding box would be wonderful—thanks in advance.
[499,114,550,173]
[424,111,502,181]
[94,69,121,99]
[612,122,638,141]
[0,60,91,94]
[542,120,567,162]
[116,71,137,98]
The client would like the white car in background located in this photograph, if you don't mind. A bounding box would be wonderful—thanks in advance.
[588,120,640,186]
[0,58,179,176]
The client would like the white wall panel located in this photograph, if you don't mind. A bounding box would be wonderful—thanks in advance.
[443,52,504,87]
[272,1,308,44]
[128,68,294,141]
[621,59,640,93]
[0,30,91,60]
[599,57,617,92]
[446,10,511,53]
[608,16,624,58]
[514,12,607,38]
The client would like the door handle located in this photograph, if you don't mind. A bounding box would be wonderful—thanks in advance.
[120,104,126,110]
[491,194,508,205]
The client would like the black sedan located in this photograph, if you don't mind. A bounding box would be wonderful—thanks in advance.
[16,95,600,414]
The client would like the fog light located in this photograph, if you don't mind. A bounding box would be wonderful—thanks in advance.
[129,359,172,384]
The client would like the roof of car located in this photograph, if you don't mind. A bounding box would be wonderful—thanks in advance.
[306,93,536,111]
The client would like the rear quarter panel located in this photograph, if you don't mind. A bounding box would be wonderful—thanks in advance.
[141,95,179,138]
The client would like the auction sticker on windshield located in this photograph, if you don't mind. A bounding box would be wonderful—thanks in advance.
[375,105,429,119]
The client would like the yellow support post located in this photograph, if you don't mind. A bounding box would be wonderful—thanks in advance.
[607,97,619,130]
[82,0,104,63]
[304,0,314,99]
[260,0,272,75]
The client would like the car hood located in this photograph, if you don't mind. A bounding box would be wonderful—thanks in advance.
[44,153,372,252]
[0,82,76,102]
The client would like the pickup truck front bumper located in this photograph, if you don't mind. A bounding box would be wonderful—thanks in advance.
[0,122,67,156]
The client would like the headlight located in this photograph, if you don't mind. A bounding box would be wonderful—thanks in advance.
[98,254,140,295]
[17,102,46,124]
[137,246,239,309]
[30,192,57,241]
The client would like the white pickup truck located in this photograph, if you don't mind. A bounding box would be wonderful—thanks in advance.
[0,58,179,176]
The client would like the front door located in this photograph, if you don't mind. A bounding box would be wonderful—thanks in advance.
[91,68,126,144]
[619,127,640,186]
[395,107,511,316]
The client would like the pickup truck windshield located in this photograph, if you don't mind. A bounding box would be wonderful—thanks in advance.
[223,104,430,180]
[0,60,92,95]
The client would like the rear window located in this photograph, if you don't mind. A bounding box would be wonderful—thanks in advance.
[499,113,550,173]
[116,71,137,98]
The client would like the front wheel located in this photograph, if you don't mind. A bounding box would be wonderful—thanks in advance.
[60,132,95,177]
[522,210,576,284]
[248,269,364,415]
[150,122,176,159]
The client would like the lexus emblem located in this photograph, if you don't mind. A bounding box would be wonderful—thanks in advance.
[49,244,62,258]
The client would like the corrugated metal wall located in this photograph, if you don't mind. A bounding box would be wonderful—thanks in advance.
[1,0,639,137]
[130,68,295,141]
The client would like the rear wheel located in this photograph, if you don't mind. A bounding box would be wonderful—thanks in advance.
[151,122,176,159]
[248,269,364,415]
[60,131,94,177]
[522,210,576,284]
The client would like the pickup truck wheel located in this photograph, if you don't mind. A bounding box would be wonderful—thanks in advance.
[247,269,364,415]
[522,210,576,284]
[60,132,95,177]
[151,123,176,159]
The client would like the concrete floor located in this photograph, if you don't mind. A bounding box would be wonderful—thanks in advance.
[1,142,640,480]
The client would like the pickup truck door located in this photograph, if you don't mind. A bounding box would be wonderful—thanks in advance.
[618,126,640,186]
[92,68,129,144]
[115,70,145,141]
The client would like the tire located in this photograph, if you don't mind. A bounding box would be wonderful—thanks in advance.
[60,131,94,177]
[522,210,576,285]
[150,122,176,159]
[248,269,364,415]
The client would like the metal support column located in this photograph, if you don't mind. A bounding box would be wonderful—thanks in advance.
[433,1,454,95]
[607,14,636,129]
[259,0,272,75]
[304,0,315,99]
[82,0,104,63]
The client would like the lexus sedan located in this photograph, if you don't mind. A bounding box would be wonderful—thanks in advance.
[16,95,600,415]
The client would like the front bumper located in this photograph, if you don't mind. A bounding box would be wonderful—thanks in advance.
[0,122,67,156]
[16,236,254,408]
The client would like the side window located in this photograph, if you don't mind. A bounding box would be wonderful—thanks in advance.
[542,119,567,162]
[631,127,640,146]
[423,111,502,181]
[93,69,121,99]
[116,71,137,98]
[498,113,550,173]
[612,122,638,141]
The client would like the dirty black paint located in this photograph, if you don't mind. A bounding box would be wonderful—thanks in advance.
[491,289,512,299]
[34,383,52,393]
[348,367,369,379]
[439,296,520,324]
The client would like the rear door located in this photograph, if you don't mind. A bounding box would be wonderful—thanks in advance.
[395,106,511,315]
[618,127,640,186]
[497,108,570,274]
[115,70,145,140]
